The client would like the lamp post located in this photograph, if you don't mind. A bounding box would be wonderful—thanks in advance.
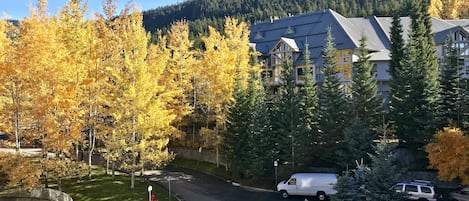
[274,159,278,186]
[167,176,172,201]
[147,185,152,201]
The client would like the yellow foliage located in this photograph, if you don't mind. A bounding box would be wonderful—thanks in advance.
[0,153,41,190]
[425,127,469,185]
[429,0,467,19]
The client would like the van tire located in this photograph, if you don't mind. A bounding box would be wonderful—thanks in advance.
[280,190,289,199]
[317,192,327,201]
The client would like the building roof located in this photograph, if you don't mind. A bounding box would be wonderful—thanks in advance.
[249,9,469,66]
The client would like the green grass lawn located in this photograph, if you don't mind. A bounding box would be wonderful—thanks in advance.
[48,167,174,201]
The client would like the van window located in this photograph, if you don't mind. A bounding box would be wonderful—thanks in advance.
[405,185,418,192]
[287,178,296,185]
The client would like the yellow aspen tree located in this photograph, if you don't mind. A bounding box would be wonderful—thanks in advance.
[83,0,120,179]
[0,19,18,144]
[0,18,33,152]
[58,0,89,162]
[197,18,253,167]
[20,0,82,189]
[0,18,42,191]
[430,0,466,19]
[429,0,443,18]
[167,20,194,125]
[425,127,469,185]
[105,5,178,190]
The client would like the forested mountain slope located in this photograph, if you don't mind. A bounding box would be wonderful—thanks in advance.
[142,0,402,35]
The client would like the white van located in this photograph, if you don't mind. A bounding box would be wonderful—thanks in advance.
[277,173,337,200]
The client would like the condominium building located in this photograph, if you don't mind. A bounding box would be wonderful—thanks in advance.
[248,9,469,99]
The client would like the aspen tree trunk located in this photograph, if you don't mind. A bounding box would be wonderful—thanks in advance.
[106,155,109,175]
[88,104,96,180]
[130,115,136,191]
[14,110,20,152]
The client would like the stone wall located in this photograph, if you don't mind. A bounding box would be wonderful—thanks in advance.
[0,188,73,201]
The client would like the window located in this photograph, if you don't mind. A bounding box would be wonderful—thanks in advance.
[420,186,432,194]
[404,185,418,193]
[335,49,353,79]
[371,63,378,77]
[287,178,296,185]
[296,67,305,81]
[393,184,403,192]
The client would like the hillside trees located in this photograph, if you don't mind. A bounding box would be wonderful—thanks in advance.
[429,0,468,19]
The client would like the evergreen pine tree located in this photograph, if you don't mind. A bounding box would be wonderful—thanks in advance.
[337,118,375,168]
[245,59,273,179]
[365,139,405,201]
[224,71,250,178]
[271,60,302,173]
[332,171,362,201]
[392,0,440,151]
[350,36,383,128]
[462,78,469,132]
[318,27,348,165]
[337,36,383,168]
[333,161,368,201]
[439,37,463,128]
[297,42,320,167]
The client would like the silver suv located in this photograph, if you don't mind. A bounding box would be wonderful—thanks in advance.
[393,180,443,201]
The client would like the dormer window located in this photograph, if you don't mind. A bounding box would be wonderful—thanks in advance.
[254,32,264,40]
[284,26,295,35]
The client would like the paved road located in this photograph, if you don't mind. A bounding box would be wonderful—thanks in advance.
[145,166,321,201]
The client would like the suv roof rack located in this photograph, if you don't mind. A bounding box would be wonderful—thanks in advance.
[411,179,433,186]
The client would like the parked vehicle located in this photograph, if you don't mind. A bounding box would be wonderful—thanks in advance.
[277,173,337,200]
[450,186,469,201]
[392,180,443,201]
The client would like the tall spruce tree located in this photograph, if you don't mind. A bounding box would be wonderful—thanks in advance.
[337,36,383,168]
[462,78,469,132]
[318,28,348,165]
[439,37,463,128]
[271,60,303,173]
[224,73,250,178]
[392,0,440,151]
[350,36,383,127]
[297,42,320,167]
[244,60,273,179]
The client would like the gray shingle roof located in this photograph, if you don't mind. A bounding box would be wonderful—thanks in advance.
[249,9,469,66]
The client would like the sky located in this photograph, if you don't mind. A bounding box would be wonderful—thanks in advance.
[1,0,183,20]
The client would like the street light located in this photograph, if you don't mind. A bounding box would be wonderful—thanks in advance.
[147,185,152,201]
[167,176,172,201]
[274,159,279,186]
